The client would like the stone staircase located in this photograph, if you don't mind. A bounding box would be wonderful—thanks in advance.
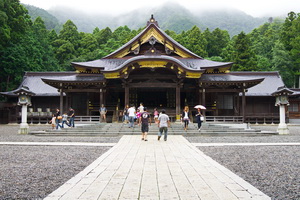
[30,122,277,136]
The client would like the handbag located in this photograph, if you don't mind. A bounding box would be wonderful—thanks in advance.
[200,116,204,121]
[57,116,62,120]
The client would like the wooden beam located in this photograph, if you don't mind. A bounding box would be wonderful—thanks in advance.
[64,89,100,92]
[203,89,242,93]
[128,83,177,88]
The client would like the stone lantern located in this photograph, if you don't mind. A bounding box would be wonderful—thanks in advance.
[272,86,293,134]
[14,86,35,134]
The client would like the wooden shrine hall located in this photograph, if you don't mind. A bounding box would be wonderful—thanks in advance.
[1,16,288,123]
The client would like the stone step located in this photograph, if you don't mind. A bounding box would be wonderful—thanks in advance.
[30,122,276,136]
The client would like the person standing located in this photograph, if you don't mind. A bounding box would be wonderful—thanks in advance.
[182,106,190,131]
[49,114,56,130]
[138,103,144,113]
[139,107,151,141]
[61,113,69,128]
[153,108,159,123]
[158,109,170,141]
[128,105,136,128]
[55,108,62,130]
[195,108,202,130]
[68,107,75,128]
[123,105,129,124]
[99,104,107,123]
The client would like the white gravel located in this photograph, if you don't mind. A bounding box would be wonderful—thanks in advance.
[1,124,300,199]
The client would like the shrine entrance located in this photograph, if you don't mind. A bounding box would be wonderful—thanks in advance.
[129,88,176,109]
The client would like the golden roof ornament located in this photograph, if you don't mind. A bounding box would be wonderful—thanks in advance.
[147,14,159,27]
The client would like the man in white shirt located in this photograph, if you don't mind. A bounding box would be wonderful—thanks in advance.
[158,109,170,141]
[128,105,136,128]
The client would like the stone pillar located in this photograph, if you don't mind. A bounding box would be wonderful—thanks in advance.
[272,86,293,135]
[19,104,29,134]
[15,87,35,134]
[277,105,289,134]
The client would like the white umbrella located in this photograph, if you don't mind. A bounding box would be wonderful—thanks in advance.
[194,105,206,109]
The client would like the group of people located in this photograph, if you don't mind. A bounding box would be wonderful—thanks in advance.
[123,103,171,141]
[181,106,203,131]
[50,107,75,130]
[121,103,204,141]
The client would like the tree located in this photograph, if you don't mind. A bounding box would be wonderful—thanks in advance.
[281,12,297,51]
[94,27,112,46]
[232,32,257,71]
[58,20,80,53]
[209,28,230,57]
[272,41,293,87]
[183,26,208,57]
[0,0,32,91]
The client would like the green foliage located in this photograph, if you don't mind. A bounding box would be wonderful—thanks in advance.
[1,1,300,91]
[232,32,257,71]
[23,4,61,32]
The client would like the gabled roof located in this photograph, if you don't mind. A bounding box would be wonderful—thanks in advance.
[103,15,202,59]
[200,73,264,89]
[71,15,233,76]
[230,72,285,96]
[72,55,232,72]
[1,72,77,97]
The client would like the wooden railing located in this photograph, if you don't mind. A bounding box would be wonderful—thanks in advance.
[245,115,280,124]
[17,114,280,124]
[204,116,244,123]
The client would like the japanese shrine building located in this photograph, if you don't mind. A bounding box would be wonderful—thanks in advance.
[2,15,298,124]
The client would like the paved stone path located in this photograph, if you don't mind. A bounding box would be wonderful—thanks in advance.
[44,135,270,200]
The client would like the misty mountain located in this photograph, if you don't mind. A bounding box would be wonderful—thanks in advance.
[24,2,269,36]
[24,4,62,32]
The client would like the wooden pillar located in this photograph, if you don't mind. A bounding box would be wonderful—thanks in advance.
[202,88,206,116]
[242,87,246,123]
[125,85,129,107]
[60,89,64,114]
[86,92,90,115]
[99,88,103,107]
[103,89,106,105]
[176,84,181,121]
[236,93,240,116]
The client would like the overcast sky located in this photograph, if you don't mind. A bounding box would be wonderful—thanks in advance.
[20,0,300,17]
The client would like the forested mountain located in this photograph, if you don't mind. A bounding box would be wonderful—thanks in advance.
[23,4,61,32]
[2,1,300,92]
[23,2,268,36]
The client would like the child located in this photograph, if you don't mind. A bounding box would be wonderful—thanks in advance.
[49,114,56,130]
[153,108,159,123]
[135,109,141,125]
[61,113,69,128]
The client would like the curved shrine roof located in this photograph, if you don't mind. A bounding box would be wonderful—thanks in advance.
[72,55,232,72]
[71,16,233,74]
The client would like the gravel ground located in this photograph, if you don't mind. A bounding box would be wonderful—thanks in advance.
[1,124,300,199]
[186,124,300,200]
[197,145,300,200]
[186,125,300,143]
[0,145,110,199]
[0,124,120,199]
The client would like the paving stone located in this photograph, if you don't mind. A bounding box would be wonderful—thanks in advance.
[45,135,271,200]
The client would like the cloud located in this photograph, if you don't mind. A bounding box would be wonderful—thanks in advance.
[20,0,300,17]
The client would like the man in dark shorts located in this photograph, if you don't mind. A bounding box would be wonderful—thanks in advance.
[139,107,151,141]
